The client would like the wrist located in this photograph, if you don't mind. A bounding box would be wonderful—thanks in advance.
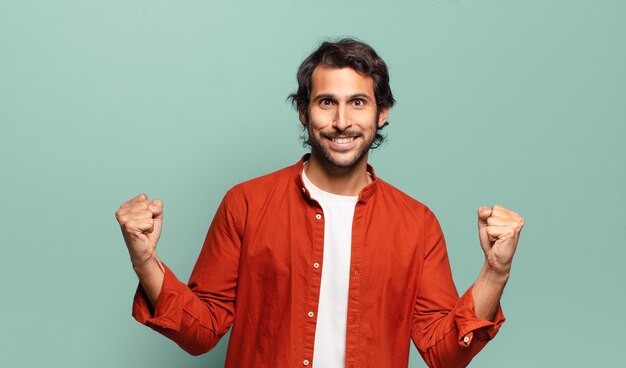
[477,262,510,287]
[132,254,164,276]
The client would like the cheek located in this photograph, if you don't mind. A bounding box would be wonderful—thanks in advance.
[354,111,380,128]
[308,110,334,128]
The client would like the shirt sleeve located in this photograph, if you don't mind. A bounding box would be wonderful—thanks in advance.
[131,189,243,356]
[411,210,505,368]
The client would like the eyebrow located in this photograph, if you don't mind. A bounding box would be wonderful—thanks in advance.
[312,93,373,102]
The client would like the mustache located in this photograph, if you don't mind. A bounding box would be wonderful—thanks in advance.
[320,131,363,139]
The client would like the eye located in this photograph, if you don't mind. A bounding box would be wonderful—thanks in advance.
[352,98,366,107]
[319,98,334,108]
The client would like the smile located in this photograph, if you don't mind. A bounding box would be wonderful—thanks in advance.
[331,137,356,144]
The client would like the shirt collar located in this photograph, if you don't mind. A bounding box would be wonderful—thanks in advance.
[292,153,378,203]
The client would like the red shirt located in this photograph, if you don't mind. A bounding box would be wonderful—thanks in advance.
[132,155,505,367]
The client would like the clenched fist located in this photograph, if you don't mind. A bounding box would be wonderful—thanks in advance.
[115,194,163,268]
[477,205,525,275]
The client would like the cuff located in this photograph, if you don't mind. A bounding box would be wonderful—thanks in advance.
[131,263,186,332]
[454,284,506,347]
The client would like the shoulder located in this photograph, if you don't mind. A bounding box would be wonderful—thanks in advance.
[374,179,445,242]
[375,178,438,223]
[223,163,296,205]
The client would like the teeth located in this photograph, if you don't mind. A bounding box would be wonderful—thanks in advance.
[332,137,355,144]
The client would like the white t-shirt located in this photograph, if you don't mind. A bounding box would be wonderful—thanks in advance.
[302,169,358,368]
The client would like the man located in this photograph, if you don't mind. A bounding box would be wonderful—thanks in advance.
[115,39,524,367]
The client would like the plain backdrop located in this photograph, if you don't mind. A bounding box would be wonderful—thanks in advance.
[1,1,625,367]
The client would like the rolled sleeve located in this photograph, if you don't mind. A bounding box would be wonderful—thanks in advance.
[132,263,186,332]
[128,190,242,356]
[411,209,506,367]
[454,285,505,347]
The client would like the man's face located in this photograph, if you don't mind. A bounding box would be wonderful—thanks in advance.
[300,65,389,169]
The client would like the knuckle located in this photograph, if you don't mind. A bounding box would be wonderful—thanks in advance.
[131,204,147,212]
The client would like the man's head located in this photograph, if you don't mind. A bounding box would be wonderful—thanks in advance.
[289,38,395,150]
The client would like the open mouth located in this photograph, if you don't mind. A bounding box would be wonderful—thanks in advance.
[331,137,356,144]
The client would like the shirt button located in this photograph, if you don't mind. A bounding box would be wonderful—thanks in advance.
[307,311,314,318]
[313,262,320,269]
[315,213,322,220]
[463,336,470,343]
[303,359,310,366]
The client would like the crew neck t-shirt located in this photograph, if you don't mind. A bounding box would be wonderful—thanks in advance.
[302,168,358,368]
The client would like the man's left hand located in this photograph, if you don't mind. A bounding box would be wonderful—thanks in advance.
[477,205,525,276]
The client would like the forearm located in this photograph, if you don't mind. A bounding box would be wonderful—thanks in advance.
[132,262,233,356]
[133,254,165,308]
[413,285,505,368]
[472,261,509,321]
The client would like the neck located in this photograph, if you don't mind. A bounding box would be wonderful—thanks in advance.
[304,151,372,196]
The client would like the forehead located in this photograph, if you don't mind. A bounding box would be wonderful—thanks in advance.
[310,66,375,97]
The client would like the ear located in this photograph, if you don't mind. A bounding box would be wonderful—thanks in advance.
[299,110,307,126]
[377,107,390,128]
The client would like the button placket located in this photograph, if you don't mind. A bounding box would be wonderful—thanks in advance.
[304,203,324,364]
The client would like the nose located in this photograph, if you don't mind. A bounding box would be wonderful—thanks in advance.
[332,103,351,131]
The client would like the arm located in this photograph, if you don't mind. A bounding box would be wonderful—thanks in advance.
[133,256,165,307]
[411,210,507,368]
[115,193,165,307]
[473,205,525,321]
[116,192,242,356]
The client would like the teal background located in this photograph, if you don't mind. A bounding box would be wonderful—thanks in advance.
[1,0,625,367]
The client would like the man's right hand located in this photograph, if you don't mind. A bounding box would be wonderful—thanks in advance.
[115,193,163,268]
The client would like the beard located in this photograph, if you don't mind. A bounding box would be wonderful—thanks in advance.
[306,124,375,170]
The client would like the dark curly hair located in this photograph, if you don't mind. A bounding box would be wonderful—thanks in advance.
[288,38,395,149]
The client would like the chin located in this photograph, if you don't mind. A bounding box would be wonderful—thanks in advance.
[321,148,368,169]
[310,134,373,169]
